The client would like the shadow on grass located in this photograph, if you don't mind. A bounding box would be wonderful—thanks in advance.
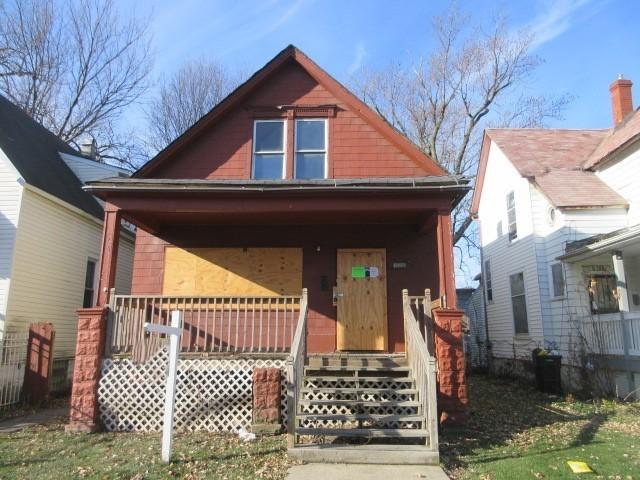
[440,374,609,472]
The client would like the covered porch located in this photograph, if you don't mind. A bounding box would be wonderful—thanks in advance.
[560,225,640,397]
[66,177,469,455]
[89,177,466,357]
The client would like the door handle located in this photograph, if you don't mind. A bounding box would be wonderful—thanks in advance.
[332,287,343,306]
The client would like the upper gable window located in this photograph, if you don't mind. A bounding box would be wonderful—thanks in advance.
[253,120,285,179]
[295,119,327,179]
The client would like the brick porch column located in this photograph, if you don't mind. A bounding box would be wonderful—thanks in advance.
[66,307,108,433]
[433,308,468,425]
[252,368,282,434]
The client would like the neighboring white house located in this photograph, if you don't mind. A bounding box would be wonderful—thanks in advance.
[471,77,640,398]
[0,94,134,391]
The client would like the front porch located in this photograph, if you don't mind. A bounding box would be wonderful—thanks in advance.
[66,178,468,462]
[560,225,640,397]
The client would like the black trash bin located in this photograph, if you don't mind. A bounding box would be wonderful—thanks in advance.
[532,349,562,395]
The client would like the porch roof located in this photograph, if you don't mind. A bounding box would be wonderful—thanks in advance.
[84,176,469,230]
[558,224,640,262]
[85,175,468,197]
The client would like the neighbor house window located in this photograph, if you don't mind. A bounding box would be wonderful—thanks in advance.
[252,120,285,179]
[507,191,517,241]
[551,263,565,298]
[588,274,619,314]
[510,272,528,334]
[484,259,493,303]
[295,119,327,179]
[83,259,97,308]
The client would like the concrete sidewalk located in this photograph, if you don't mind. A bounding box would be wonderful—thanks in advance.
[0,407,69,434]
[286,463,450,480]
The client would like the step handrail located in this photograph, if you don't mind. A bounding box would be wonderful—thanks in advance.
[402,289,439,451]
[286,288,308,448]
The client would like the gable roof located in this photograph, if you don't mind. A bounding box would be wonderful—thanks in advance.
[135,45,445,178]
[0,94,104,219]
[471,128,628,214]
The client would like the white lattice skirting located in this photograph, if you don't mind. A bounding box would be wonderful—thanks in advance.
[98,348,288,432]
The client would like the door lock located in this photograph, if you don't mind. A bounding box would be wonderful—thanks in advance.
[332,287,343,306]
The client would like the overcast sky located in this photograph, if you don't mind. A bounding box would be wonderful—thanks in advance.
[118,0,639,285]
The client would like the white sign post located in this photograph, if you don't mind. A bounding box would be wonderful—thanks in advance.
[144,310,182,463]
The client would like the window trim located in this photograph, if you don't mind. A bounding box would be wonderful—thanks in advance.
[509,271,529,335]
[506,191,518,242]
[550,262,565,299]
[252,119,286,179]
[293,118,328,179]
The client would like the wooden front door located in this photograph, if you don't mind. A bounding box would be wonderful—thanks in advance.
[336,249,388,351]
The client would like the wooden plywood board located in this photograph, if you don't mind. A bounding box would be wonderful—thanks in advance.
[336,249,387,351]
[163,247,302,296]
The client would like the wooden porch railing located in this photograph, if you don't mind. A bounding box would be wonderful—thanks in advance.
[403,289,439,451]
[580,311,640,356]
[106,290,303,361]
[286,288,308,448]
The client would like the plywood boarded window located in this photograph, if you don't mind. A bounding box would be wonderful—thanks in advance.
[162,247,302,296]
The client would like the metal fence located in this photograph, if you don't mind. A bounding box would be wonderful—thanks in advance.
[0,332,28,408]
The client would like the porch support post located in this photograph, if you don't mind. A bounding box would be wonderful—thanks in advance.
[96,204,121,306]
[436,209,457,308]
[612,250,630,312]
[612,251,636,396]
[433,308,468,425]
[66,307,108,433]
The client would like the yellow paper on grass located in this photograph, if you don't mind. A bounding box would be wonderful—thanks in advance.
[567,461,593,473]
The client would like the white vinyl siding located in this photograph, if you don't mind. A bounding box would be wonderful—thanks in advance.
[596,141,640,226]
[4,187,134,357]
[0,151,24,331]
[478,142,542,360]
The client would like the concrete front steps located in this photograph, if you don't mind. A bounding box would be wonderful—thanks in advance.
[288,354,438,465]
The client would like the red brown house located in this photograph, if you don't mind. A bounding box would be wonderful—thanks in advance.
[68,46,469,464]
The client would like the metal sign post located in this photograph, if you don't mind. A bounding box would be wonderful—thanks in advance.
[144,311,182,463]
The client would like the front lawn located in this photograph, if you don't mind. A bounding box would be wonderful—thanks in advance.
[0,423,295,479]
[442,375,640,479]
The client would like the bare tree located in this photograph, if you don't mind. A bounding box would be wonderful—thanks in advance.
[145,59,239,153]
[0,0,152,166]
[354,6,570,255]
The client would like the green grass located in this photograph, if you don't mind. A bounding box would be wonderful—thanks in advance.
[0,425,295,479]
[1,375,638,479]
[441,375,640,479]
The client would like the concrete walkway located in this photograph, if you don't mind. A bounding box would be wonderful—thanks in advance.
[0,407,68,434]
[286,463,450,480]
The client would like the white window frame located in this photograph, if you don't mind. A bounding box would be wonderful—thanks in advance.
[484,259,493,303]
[506,191,518,242]
[294,118,328,179]
[510,271,529,335]
[550,262,565,299]
[252,119,286,179]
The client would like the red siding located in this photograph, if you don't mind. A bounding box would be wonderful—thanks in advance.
[150,61,428,180]
[130,225,439,353]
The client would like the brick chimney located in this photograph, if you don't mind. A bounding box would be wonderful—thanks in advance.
[610,75,633,125]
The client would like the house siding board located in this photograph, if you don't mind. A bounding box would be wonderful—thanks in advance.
[4,188,133,357]
[130,224,440,354]
[150,62,427,180]
[596,141,640,226]
[478,142,544,360]
[0,151,24,330]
